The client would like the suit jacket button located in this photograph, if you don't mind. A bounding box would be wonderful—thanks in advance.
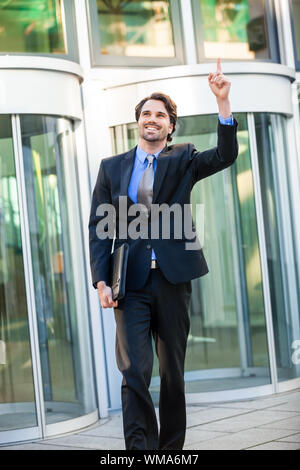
[146,244,151,249]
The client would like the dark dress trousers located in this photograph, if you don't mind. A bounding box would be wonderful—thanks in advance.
[88,118,239,449]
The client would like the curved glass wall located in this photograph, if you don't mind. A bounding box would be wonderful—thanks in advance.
[0,115,96,439]
[254,114,300,382]
[0,116,37,431]
[110,112,300,397]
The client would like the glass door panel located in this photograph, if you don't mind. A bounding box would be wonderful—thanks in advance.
[20,115,96,425]
[0,116,37,431]
[166,113,270,392]
[254,113,300,382]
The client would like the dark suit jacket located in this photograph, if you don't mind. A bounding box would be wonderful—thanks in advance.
[89,118,239,291]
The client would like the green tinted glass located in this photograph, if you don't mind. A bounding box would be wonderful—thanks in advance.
[96,0,175,57]
[0,116,37,430]
[195,0,270,60]
[292,0,300,61]
[0,0,66,54]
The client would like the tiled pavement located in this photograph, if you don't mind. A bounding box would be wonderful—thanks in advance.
[2,389,300,450]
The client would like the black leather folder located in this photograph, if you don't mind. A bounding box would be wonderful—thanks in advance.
[110,243,129,301]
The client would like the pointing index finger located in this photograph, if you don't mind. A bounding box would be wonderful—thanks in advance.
[217,57,222,73]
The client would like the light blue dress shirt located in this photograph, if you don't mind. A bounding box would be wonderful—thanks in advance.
[218,114,234,125]
[128,115,234,260]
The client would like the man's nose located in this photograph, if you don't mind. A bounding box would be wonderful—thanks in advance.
[145,118,158,125]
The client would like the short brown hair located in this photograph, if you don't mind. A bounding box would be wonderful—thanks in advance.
[135,92,177,142]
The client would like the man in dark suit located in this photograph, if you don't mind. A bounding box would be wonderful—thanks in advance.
[89,59,239,450]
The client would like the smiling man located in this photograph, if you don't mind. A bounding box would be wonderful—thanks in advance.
[89,59,239,450]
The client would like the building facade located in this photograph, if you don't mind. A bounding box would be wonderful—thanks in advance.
[0,0,300,445]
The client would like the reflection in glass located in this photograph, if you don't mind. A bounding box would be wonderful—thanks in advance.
[0,0,66,54]
[292,0,300,61]
[194,0,270,60]
[96,0,175,57]
[173,113,270,392]
[254,113,300,381]
[0,116,37,431]
[20,116,96,424]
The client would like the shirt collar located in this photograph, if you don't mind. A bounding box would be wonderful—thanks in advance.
[136,144,164,164]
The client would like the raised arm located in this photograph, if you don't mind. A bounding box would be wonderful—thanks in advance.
[190,58,238,185]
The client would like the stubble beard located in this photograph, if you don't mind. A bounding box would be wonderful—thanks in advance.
[140,127,167,143]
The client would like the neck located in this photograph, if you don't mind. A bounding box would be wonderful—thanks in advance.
[138,138,167,155]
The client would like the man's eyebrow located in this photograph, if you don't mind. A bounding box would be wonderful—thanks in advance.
[141,109,167,115]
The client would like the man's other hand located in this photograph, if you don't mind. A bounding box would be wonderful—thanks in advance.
[97,281,118,308]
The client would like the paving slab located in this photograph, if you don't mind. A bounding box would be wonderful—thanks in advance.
[79,425,124,439]
[258,415,300,431]
[248,441,300,450]
[183,428,296,450]
[184,427,229,446]
[213,394,298,411]
[198,409,295,433]
[44,434,125,450]
[278,433,300,443]
[186,407,250,427]
[266,399,300,413]
[0,443,90,450]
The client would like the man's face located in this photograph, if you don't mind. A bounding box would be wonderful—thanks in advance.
[138,99,173,144]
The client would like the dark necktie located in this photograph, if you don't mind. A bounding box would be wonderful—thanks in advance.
[137,154,155,214]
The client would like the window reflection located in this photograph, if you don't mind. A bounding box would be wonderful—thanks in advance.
[0,0,66,54]
[96,0,175,57]
[194,0,270,60]
[0,116,37,431]
[292,0,300,62]
[254,113,300,382]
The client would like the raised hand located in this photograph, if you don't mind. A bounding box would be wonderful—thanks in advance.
[208,58,231,101]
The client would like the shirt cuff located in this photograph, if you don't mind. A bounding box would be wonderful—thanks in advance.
[218,114,234,126]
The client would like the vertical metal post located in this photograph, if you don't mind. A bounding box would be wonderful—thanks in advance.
[11,115,46,437]
[247,113,278,392]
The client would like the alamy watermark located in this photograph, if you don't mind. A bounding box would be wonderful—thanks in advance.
[291,340,300,365]
[95,196,204,250]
